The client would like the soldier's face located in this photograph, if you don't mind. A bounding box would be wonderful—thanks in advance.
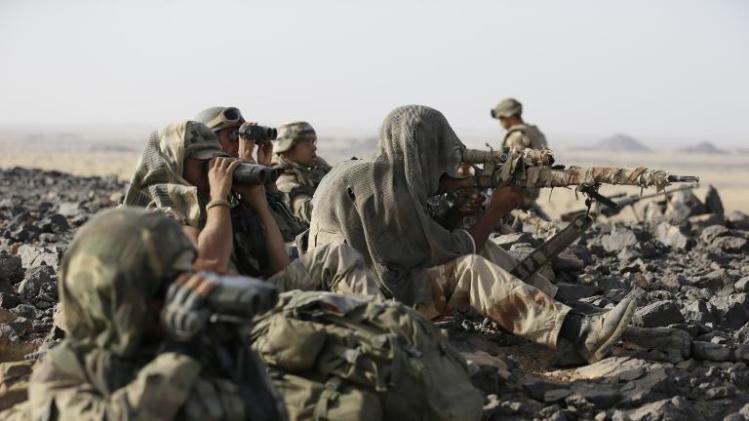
[499,116,512,130]
[216,126,240,158]
[285,137,317,166]
[183,158,211,195]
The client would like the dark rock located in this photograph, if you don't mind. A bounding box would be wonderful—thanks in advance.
[622,327,691,363]
[689,213,725,230]
[616,396,704,421]
[701,225,730,244]
[10,304,39,320]
[634,301,685,328]
[704,185,725,216]
[681,299,718,325]
[726,210,749,230]
[711,236,748,253]
[0,252,24,293]
[0,293,22,309]
[17,264,57,301]
[556,282,602,301]
[692,341,735,362]
[710,293,749,329]
[569,382,622,409]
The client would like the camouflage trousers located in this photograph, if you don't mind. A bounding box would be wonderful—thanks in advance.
[418,251,571,349]
[481,241,558,297]
[267,243,383,298]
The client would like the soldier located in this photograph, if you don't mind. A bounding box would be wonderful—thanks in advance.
[26,208,287,420]
[309,105,636,364]
[272,121,331,225]
[194,106,305,243]
[491,97,549,217]
[124,120,380,296]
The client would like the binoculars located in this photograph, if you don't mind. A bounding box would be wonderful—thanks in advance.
[238,123,277,143]
[233,162,281,185]
[200,272,279,320]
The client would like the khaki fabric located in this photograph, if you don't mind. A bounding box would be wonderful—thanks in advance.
[502,123,549,206]
[309,105,473,305]
[273,155,331,224]
[419,254,570,348]
[481,240,557,297]
[268,243,382,298]
[502,123,549,151]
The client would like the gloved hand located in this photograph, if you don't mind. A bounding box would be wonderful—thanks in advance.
[160,273,217,343]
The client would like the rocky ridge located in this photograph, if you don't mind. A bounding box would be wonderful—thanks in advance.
[2,167,749,420]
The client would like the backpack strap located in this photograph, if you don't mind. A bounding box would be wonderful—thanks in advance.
[313,376,343,420]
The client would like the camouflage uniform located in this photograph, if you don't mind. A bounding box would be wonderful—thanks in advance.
[193,107,305,242]
[492,98,549,211]
[26,208,286,420]
[310,105,571,349]
[272,121,331,225]
[124,121,380,296]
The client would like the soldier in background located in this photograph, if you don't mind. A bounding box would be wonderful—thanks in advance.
[310,105,636,364]
[272,121,331,225]
[194,106,305,243]
[491,98,549,218]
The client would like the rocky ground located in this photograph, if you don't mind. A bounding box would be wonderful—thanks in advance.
[2,167,749,420]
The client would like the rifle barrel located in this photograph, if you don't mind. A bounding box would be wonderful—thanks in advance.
[667,175,700,183]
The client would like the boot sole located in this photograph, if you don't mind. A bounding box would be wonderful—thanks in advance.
[587,298,637,363]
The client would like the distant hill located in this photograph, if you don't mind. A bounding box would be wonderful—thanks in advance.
[678,141,727,154]
[574,133,652,152]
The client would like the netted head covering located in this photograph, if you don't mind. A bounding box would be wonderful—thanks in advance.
[60,208,195,356]
[377,105,466,198]
[123,121,228,227]
[274,121,316,154]
[309,105,474,304]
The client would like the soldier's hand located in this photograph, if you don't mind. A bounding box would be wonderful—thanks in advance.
[208,157,240,201]
[487,186,523,216]
[160,273,217,342]
[256,141,273,167]
[238,122,258,163]
[451,187,484,216]
[234,183,268,211]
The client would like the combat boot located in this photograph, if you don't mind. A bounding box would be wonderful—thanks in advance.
[560,294,637,364]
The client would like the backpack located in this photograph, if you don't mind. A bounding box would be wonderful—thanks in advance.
[250,291,484,421]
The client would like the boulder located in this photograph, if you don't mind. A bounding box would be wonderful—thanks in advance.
[655,223,689,250]
[601,227,638,253]
[691,341,735,362]
[703,185,724,216]
[634,301,685,328]
[622,327,691,363]
[710,293,749,329]
[726,210,749,230]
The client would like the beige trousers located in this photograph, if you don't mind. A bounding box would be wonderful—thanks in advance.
[480,241,558,297]
[419,253,570,349]
[267,243,383,298]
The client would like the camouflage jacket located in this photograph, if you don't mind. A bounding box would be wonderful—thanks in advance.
[273,156,331,225]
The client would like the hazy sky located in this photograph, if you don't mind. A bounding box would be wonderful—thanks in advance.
[1,0,747,146]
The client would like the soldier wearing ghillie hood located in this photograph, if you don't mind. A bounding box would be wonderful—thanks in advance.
[309,105,637,364]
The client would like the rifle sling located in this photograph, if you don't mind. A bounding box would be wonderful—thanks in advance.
[509,215,592,281]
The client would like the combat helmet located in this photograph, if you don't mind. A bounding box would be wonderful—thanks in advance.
[275,121,316,154]
[491,98,523,119]
[194,106,245,132]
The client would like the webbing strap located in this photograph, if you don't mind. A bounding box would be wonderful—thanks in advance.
[313,377,342,421]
